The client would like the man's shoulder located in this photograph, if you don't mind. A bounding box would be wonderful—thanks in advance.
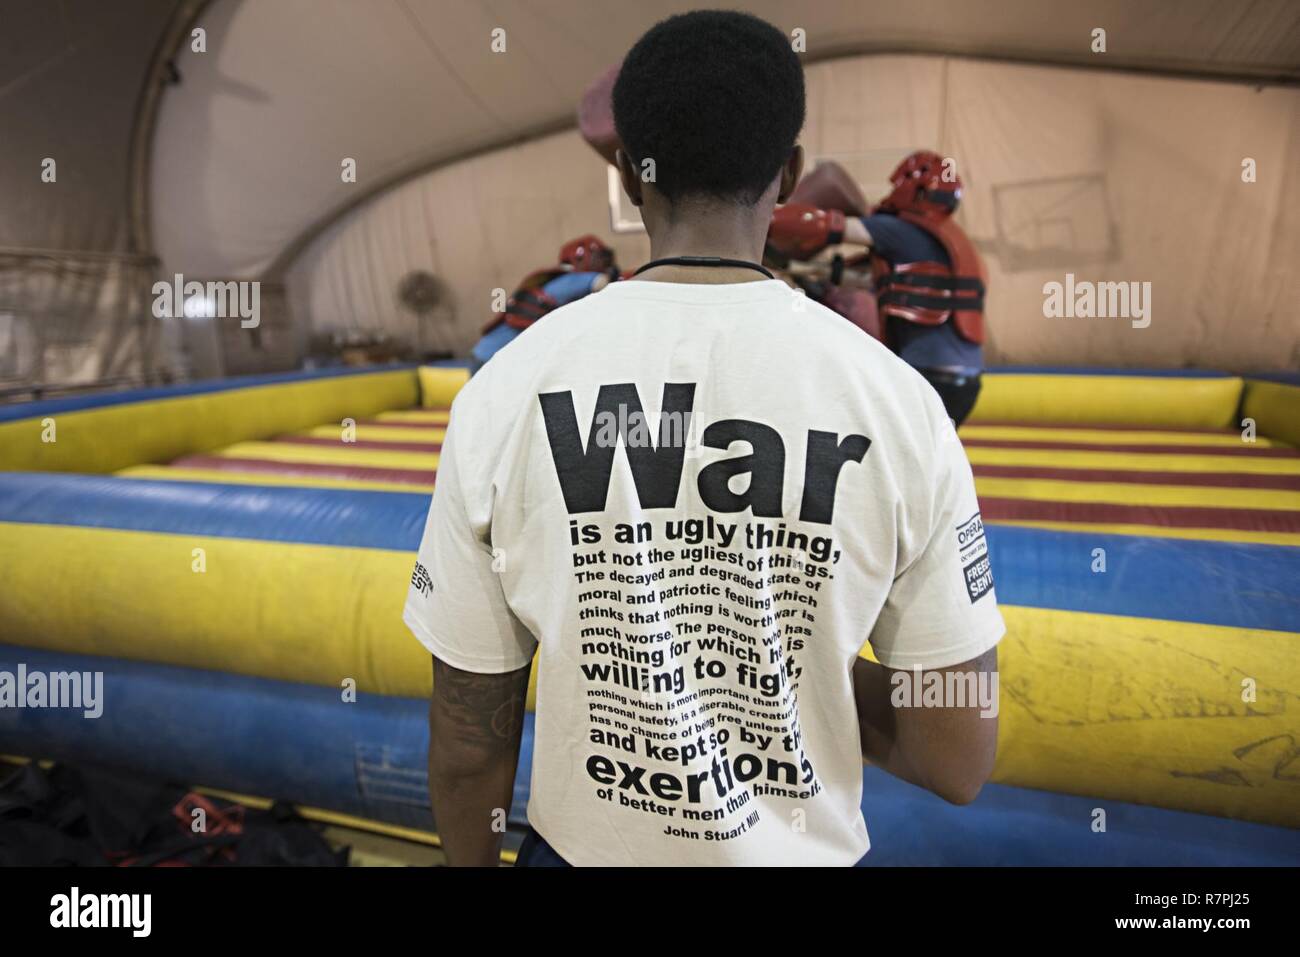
[795,296,953,439]
[455,298,595,408]
[477,290,604,373]
[797,294,922,377]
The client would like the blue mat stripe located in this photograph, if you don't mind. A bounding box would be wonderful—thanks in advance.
[0,646,1295,866]
[2,473,1297,630]
[985,526,1300,633]
[0,474,431,551]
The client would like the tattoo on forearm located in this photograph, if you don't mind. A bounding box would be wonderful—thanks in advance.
[431,657,529,747]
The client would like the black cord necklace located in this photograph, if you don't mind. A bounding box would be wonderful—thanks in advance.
[633,256,774,279]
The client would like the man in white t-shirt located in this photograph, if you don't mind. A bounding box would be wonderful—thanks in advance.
[404,10,1004,867]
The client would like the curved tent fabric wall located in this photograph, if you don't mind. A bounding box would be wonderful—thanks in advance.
[0,367,1297,844]
[285,54,1300,372]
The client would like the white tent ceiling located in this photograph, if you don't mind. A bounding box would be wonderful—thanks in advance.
[0,0,177,254]
[2,0,1297,274]
[147,0,1300,280]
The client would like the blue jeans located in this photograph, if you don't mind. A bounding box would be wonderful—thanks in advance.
[514,828,571,867]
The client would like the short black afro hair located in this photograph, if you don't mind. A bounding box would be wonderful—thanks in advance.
[613,10,805,206]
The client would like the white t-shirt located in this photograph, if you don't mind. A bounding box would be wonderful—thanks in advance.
[404,278,1004,866]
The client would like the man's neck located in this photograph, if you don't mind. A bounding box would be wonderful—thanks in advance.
[636,199,773,283]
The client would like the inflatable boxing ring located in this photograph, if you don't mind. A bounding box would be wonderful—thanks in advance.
[0,364,1297,864]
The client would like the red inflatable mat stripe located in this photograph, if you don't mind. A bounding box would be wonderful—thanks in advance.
[352,419,448,430]
[962,438,1299,457]
[273,436,443,453]
[172,455,436,485]
[966,421,1243,435]
[972,463,1300,491]
[978,496,1300,532]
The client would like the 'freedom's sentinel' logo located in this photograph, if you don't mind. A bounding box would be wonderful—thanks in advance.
[955,513,993,604]
[411,561,433,598]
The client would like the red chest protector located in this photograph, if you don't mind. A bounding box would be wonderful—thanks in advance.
[482,267,565,336]
[871,212,987,345]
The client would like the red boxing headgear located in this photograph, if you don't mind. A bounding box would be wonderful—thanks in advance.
[559,234,614,273]
[879,150,962,220]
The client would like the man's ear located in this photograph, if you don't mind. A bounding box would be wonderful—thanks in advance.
[776,145,805,204]
[615,149,643,208]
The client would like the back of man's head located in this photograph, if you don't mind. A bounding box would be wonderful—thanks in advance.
[612,10,805,208]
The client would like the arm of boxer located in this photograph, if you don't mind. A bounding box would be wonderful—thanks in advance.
[403,408,539,863]
[860,394,1005,804]
[853,649,998,804]
[545,270,604,305]
[766,203,846,259]
[428,655,530,865]
[843,216,872,247]
[858,213,928,262]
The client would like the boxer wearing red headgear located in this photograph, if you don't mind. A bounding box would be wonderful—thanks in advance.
[471,235,620,373]
[559,234,616,274]
[766,150,988,424]
[872,151,986,350]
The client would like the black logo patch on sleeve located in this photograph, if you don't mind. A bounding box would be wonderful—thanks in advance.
[411,561,433,598]
[955,513,994,604]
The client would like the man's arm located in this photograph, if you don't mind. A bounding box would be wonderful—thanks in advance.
[852,646,998,805]
[842,215,873,247]
[428,655,531,866]
[767,203,876,258]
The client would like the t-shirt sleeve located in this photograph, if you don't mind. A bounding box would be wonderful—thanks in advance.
[868,415,1005,670]
[402,410,537,674]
